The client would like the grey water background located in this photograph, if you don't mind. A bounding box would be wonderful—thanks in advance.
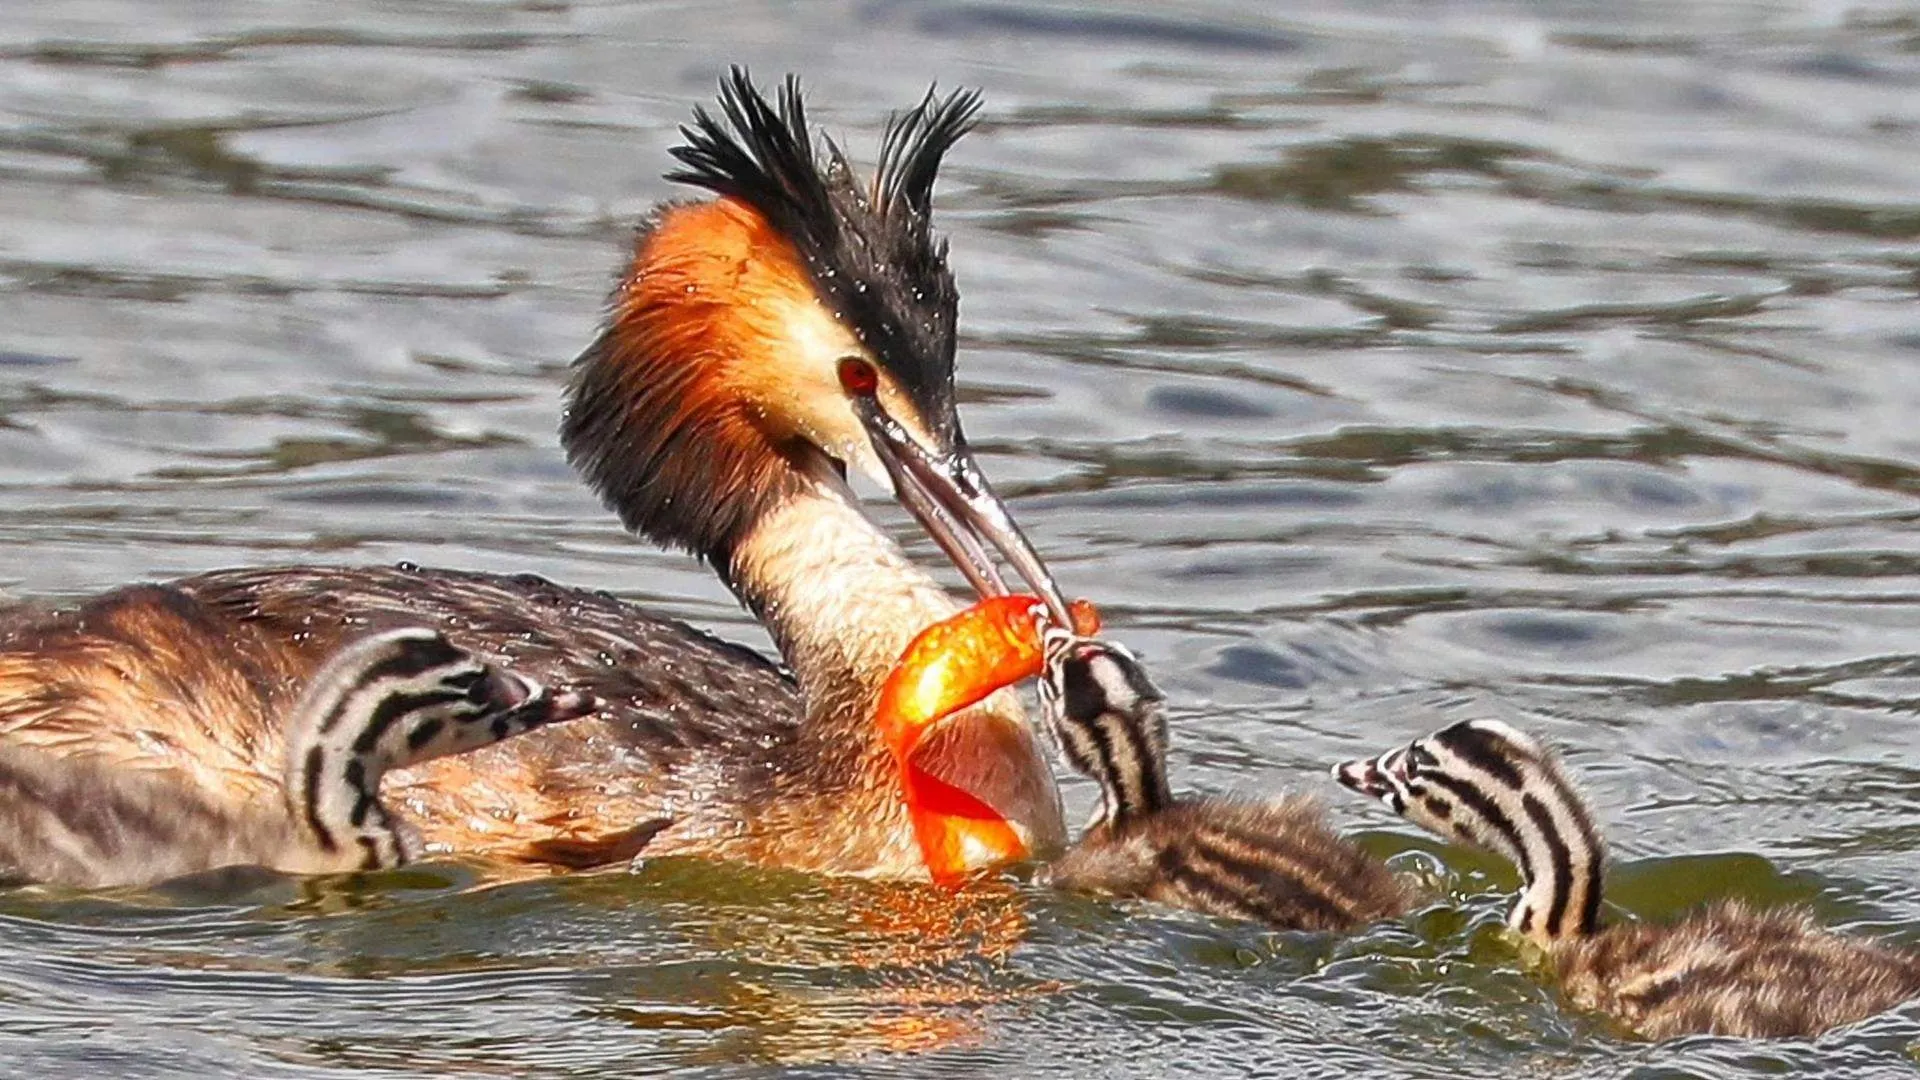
[2,1,1919,1076]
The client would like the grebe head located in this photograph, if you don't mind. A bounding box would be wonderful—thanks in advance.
[564,68,1067,621]
[1334,718,1607,941]
[1334,719,1553,856]
[1035,631,1172,828]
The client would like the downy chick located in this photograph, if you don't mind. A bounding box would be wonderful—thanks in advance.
[1041,634,1410,931]
[1336,719,1920,1039]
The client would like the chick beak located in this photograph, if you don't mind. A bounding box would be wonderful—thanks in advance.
[1333,748,1412,812]
[1333,756,1392,800]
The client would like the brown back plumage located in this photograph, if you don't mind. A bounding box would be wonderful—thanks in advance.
[1557,900,1920,1040]
[1038,635,1411,931]
[0,567,808,866]
[0,745,296,889]
[1048,795,1413,932]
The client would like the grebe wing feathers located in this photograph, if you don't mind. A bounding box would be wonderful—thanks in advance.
[0,564,805,866]
[188,563,798,734]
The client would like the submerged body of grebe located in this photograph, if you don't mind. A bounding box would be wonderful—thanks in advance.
[0,70,1076,881]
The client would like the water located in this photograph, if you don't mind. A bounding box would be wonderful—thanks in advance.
[2,1,1919,1075]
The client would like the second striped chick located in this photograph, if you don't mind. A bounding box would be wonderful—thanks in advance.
[1335,719,1920,1039]
[1039,634,1411,932]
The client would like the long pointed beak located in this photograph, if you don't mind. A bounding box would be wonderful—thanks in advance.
[1332,747,1410,812]
[1332,755,1392,800]
[854,398,1073,626]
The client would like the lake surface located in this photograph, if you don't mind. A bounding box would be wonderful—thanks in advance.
[3,1,1919,1076]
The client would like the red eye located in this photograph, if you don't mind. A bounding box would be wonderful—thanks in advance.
[837,356,878,397]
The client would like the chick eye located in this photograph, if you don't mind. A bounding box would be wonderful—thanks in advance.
[1407,744,1438,775]
[837,357,878,397]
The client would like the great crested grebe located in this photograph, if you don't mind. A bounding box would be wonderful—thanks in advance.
[1036,633,1410,930]
[0,629,606,889]
[1336,719,1920,1039]
[0,70,1075,879]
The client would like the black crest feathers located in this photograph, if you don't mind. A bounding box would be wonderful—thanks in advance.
[666,68,981,433]
[875,83,983,220]
[563,71,985,573]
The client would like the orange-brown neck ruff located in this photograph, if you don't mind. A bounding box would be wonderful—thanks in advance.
[564,197,824,576]
[877,596,1100,884]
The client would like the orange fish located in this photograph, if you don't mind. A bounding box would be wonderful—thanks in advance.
[876,596,1100,884]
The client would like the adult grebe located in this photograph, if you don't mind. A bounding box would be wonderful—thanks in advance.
[0,70,1073,880]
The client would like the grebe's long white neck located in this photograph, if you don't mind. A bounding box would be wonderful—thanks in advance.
[731,473,1065,860]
